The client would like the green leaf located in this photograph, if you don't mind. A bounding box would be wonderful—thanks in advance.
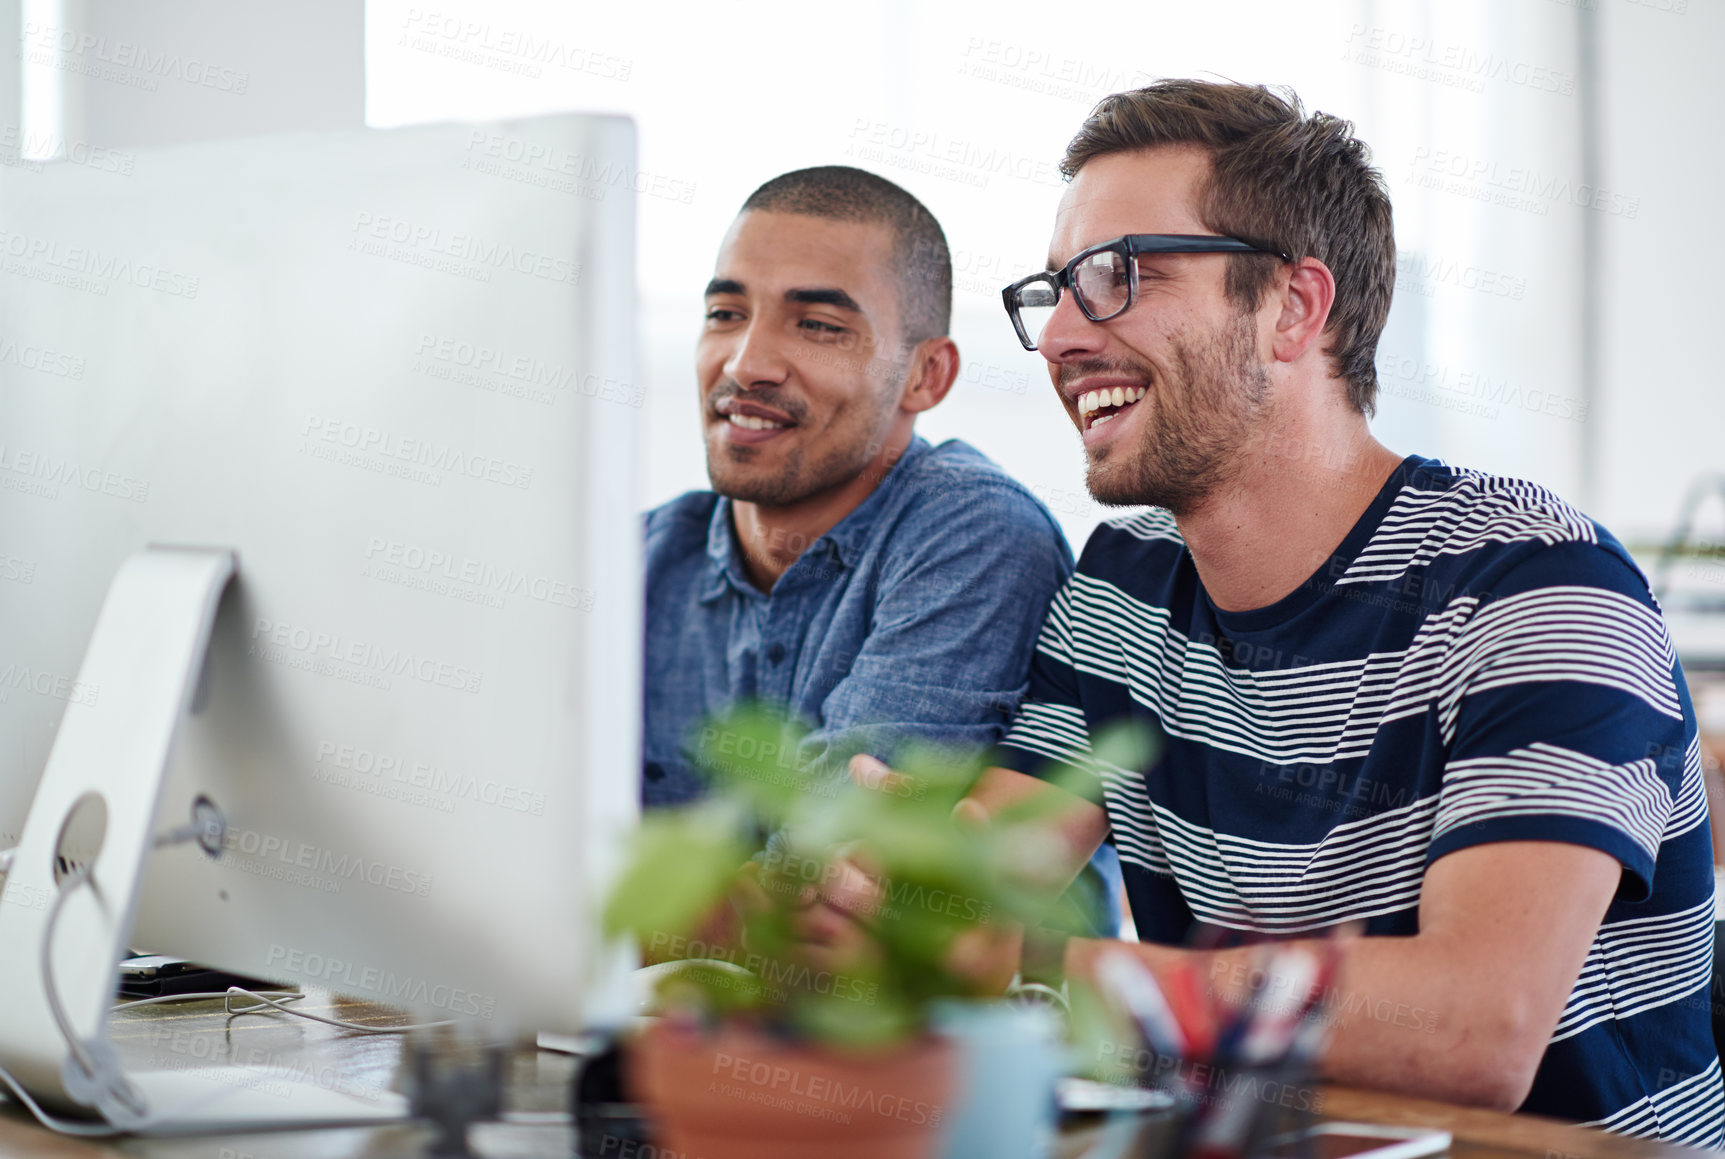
[601,802,750,943]
[651,960,768,1020]
[608,703,1079,1050]
[1089,718,1159,774]
[691,704,815,823]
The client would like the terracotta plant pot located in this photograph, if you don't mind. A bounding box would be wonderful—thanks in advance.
[628,1020,956,1159]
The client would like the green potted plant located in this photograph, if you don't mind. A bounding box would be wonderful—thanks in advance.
[602,706,1078,1159]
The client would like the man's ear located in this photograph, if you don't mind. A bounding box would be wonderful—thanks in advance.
[1269,258,1337,365]
[898,336,961,414]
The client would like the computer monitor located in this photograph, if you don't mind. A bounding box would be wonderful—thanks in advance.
[0,113,640,1130]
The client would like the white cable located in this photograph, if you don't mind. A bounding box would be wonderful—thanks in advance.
[21,869,451,1135]
[2,992,559,1135]
[498,1110,573,1125]
[112,990,304,1012]
[0,1063,124,1137]
[1006,979,1071,1016]
[218,987,455,1034]
[41,868,95,1074]
[13,827,425,1132]
[42,867,149,1121]
[116,982,449,1033]
[0,1062,576,1136]
[1,986,397,1135]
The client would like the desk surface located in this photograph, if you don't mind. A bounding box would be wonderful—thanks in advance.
[0,992,578,1159]
[0,994,1713,1159]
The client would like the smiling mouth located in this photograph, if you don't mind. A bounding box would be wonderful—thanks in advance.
[714,398,796,433]
[1075,386,1148,431]
[725,413,790,432]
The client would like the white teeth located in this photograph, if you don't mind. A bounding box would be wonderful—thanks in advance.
[726,413,786,432]
[1091,413,1115,428]
[1076,386,1147,417]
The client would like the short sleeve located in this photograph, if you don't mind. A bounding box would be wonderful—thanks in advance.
[996,580,1106,803]
[794,480,1072,780]
[1427,543,1694,901]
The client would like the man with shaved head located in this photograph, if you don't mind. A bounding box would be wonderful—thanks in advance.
[642,165,1057,797]
[641,166,1118,939]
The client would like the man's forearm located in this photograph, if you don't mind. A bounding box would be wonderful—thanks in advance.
[1064,933,1546,1112]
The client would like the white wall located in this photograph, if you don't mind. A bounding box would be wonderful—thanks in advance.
[0,1,18,136]
[1594,0,1725,544]
[0,0,19,231]
[363,0,1661,552]
[18,0,361,151]
[1356,2,1590,518]
[13,0,1714,551]
[362,0,1391,549]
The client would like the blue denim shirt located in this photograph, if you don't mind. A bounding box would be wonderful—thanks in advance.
[642,436,1073,808]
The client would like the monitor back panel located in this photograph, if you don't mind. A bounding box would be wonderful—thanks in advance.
[0,115,641,1033]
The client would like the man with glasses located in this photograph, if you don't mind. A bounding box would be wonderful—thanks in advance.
[847,81,1716,1136]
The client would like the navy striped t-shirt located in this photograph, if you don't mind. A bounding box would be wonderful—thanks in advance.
[998,455,1722,1141]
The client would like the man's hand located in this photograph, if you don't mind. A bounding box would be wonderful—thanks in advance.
[755,756,1044,993]
[752,758,905,978]
[778,842,888,977]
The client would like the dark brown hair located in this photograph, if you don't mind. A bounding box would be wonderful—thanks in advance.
[741,166,952,344]
[1062,80,1395,414]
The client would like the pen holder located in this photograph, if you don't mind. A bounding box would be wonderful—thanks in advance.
[1120,1053,1317,1159]
[1087,935,1339,1159]
[1086,1040,1315,1159]
[1180,1055,1316,1159]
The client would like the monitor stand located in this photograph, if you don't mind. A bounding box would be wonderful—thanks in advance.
[0,547,408,1133]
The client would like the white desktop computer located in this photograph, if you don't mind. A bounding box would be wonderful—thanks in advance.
[0,113,640,1131]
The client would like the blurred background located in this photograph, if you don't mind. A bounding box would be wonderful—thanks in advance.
[6,0,1723,650]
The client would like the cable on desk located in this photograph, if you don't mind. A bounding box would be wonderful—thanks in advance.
[0,866,137,1136]
[111,990,304,1012]
[42,866,150,1124]
[0,1065,126,1137]
[114,982,456,1034]
[6,869,435,1133]
[2,1063,576,1137]
[218,986,456,1034]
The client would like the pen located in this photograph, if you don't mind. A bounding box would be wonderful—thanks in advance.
[1164,959,1218,1059]
[1097,949,1190,1062]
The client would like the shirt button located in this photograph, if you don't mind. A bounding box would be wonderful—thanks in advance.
[766,644,786,664]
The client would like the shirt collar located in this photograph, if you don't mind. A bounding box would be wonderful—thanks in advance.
[698,436,931,603]
[700,495,756,602]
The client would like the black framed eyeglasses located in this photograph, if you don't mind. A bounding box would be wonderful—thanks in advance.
[1001,233,1294,351]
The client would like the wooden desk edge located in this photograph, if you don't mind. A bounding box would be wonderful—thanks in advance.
[0,1112,121,1159]
[1319,1086,1718,1159]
